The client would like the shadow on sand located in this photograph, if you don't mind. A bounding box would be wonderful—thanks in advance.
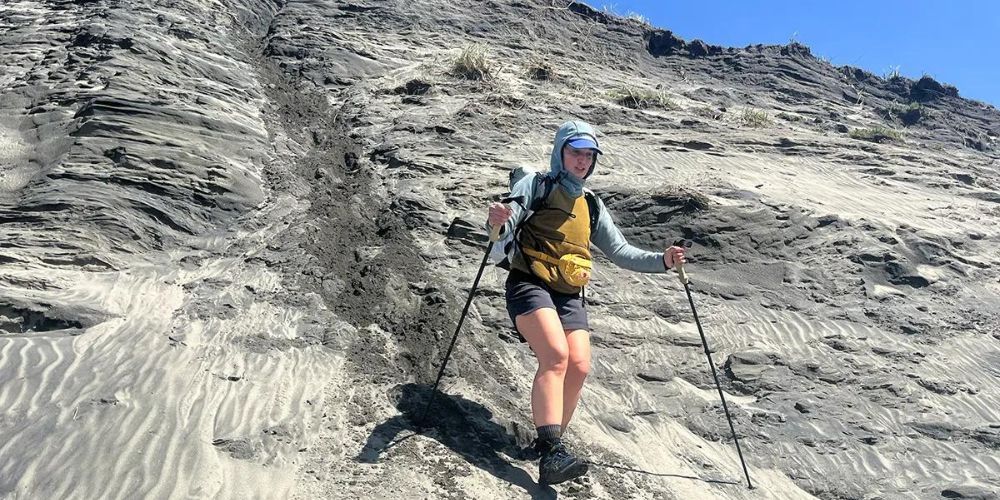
[587,461,741,486]
[357,383,557,500]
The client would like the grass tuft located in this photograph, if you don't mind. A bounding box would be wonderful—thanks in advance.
[850,126,902,143]
[525,57,554,81]
[450,44,492,80]
[609,85,677,110]
[890,102,924,126]
[738,107,772,128]
[651,187,711,213]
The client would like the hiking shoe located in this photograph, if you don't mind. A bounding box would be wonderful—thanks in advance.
[517,439,542,461]
[538,441,588,485]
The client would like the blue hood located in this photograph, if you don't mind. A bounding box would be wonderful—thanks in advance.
[549,121,602,198]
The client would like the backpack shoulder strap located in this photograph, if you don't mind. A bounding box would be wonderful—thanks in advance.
[584,189,601,231]
[531,174,555,211]
[510,173,548,241]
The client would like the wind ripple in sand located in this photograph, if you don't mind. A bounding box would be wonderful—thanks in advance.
[571,261,999,497]
[602,145,991,237]
[0,261,348,499]
[0,126,34,193]
[698,304,1000,497]
[3,0,999,498]
[0,0,349,497]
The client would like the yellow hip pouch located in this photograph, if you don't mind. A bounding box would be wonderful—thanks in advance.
[558,254,592,287]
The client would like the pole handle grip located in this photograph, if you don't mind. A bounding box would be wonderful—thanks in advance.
[489,224,501,242]
[671,238,692,284]
[675,260,689,284]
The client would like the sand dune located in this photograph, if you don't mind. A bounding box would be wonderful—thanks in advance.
[2,0,999,498]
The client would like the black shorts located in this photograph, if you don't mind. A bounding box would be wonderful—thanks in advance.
[505,269,589,338]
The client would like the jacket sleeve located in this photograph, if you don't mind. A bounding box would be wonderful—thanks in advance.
[484,172,539,236]
[590,195,668,273]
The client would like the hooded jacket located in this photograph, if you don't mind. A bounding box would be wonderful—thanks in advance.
[496,121,668,277]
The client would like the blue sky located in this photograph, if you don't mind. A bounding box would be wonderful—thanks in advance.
[587,1,999,107]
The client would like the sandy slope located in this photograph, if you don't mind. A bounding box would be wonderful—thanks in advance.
[2,0,999,499]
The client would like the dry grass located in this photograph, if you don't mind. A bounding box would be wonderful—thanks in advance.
[776,111,802,122]
[525,57,554,81]
[624,11,652,27]
[601,4,653,27]
[850,126,902,143]
[485,89,525,109]
[650,186,711,213]
[890,102,925,126]
[738,107,772,128]
[478,78,525,109]
[693,106,723,120]
[450,44,492,80]
[609,85,677,110]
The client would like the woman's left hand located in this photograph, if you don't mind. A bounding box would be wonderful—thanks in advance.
[663,245,686,269]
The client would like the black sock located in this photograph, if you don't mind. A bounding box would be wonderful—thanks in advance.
[536,424,562,451]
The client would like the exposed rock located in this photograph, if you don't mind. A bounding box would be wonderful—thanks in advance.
[637,366,675,382]
[646,29,686,57]
[598,413,636,433]
[941,484,999,499]
[793,400,814,414]
[911,75,959,101]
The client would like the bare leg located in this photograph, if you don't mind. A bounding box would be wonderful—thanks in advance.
[561,329,591,432]
[515,308,569,427]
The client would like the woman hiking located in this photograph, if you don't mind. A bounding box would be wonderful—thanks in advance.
[487,120,687,485]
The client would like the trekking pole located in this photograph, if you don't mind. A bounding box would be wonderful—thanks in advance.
[418,196,521,427]
[673,239,753,489]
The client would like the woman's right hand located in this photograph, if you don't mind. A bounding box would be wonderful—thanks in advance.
[488,202,513,228]
[663,245,687,269]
